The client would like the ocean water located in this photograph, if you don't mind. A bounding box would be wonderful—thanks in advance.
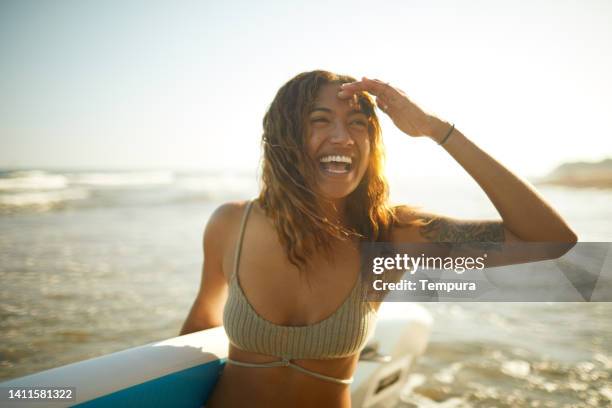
[0,169,610,407]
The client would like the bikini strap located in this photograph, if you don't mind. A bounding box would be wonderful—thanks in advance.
[225,358,354,385]
[232,199,254,279]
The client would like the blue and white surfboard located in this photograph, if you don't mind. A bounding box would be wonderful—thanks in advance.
[1,303,432,408]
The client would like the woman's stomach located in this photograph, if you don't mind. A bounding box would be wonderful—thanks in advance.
[204,345,358,408]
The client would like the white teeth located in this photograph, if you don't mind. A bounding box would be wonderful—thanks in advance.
[326,167,347,174]
[319,155,353,164]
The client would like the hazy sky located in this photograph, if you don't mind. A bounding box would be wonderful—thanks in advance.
[1,0,611,177]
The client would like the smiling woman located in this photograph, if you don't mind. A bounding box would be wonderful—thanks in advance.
[255,71,398,270]
[179,70,577,408]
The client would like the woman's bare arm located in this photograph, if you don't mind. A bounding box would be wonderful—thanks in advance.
[402,125,578,265]
[426,121,577,243]
[180,204,237,335]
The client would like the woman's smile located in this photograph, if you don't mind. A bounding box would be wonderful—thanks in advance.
[318,154,355,176]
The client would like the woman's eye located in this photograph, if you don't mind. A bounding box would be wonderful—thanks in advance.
[351,120,368,127]
[311,118,329,123]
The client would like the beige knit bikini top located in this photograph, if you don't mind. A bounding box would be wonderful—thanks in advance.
[222,200,378,385]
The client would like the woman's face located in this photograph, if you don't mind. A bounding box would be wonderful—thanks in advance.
[305,83,371,201]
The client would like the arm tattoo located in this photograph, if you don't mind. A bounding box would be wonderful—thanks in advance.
[419,217,505,251]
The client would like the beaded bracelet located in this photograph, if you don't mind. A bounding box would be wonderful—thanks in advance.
[438,123,455,146]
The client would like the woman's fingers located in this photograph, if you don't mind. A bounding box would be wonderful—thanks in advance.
[337,77,437,137]
[365,77,395,100]
[338,77,380,97]
[338,77,399,105]
[337,83,359,98]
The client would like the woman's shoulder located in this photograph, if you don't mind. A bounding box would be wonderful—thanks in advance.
[209,200,252,223]
[204,200,255,244]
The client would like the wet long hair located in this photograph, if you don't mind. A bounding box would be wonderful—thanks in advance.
[258,70,401,270]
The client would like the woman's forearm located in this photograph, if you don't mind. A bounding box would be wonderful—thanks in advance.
[427,118,578,242]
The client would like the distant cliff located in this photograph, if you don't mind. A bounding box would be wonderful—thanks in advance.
[538,158,612,188]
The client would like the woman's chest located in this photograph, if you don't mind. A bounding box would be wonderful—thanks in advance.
[224,221,363,326]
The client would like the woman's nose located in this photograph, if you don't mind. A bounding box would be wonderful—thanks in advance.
[329,120,354,145]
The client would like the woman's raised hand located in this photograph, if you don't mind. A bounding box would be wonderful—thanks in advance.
[338,77,449,140]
